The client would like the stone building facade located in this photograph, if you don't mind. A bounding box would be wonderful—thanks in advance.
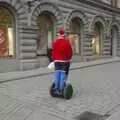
[0,0,120,72]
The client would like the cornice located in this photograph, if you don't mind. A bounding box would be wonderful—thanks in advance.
[62,0,120,14]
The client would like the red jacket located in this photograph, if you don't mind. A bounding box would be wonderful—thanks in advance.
[52,38,73,61]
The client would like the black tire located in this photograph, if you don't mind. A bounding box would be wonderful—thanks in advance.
[49,83,56,97]
[63,83,73,100]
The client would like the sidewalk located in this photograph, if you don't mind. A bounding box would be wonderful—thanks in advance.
[0,57,120,83]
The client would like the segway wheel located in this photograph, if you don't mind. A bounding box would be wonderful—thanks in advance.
[49,83,56,97]
[63,83,73,100]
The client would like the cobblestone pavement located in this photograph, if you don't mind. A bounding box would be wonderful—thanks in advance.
[0,62,120,120]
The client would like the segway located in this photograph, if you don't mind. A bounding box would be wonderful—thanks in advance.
[49,70,73,100]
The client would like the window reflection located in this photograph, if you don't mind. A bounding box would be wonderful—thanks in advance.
[0,7,15,58]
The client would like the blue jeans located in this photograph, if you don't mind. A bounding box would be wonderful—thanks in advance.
[54,70,66,92]
[54,62,70,92]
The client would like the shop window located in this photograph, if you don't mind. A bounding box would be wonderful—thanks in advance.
[68,18,82,54]
[67,34,80,54]
[37,12,54,56]
[0,6,15,58]
[92,22,103,56]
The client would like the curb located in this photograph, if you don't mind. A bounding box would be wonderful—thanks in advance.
[0,58,120,83]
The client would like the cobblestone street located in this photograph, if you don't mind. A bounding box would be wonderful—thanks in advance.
[0,62,120,120]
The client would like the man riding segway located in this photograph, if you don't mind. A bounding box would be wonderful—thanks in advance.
[49,29,73,100]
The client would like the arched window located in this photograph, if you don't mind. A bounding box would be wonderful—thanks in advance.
[37,11,55,56]
[68,17,83,54]
[92,22,103,56]
[0,6,15,58]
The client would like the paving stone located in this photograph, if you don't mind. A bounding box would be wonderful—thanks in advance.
[6,107,33,120]
[0,62,120,120]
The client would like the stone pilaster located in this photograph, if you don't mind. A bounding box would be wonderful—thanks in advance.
[19,26,38,70]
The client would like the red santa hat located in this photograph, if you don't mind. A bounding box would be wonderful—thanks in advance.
[57,29,65,37]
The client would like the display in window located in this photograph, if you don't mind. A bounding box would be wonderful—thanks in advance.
[92,35,100,55]
[0,7,15,58]
[47,30,53,48]
[74,34,79,54]
[67,34,80,54]
[8,27,14,57]
[0,25,8,57]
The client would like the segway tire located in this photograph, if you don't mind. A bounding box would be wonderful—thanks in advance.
[63,83,73,100]
[49,83,56,97]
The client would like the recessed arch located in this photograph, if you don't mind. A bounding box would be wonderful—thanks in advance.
[0,0,28,72]
[65,10,87,31]
[31,2,63,62]
[31,2,63,28]
[65,10,88,56]
[91,15,106,28]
